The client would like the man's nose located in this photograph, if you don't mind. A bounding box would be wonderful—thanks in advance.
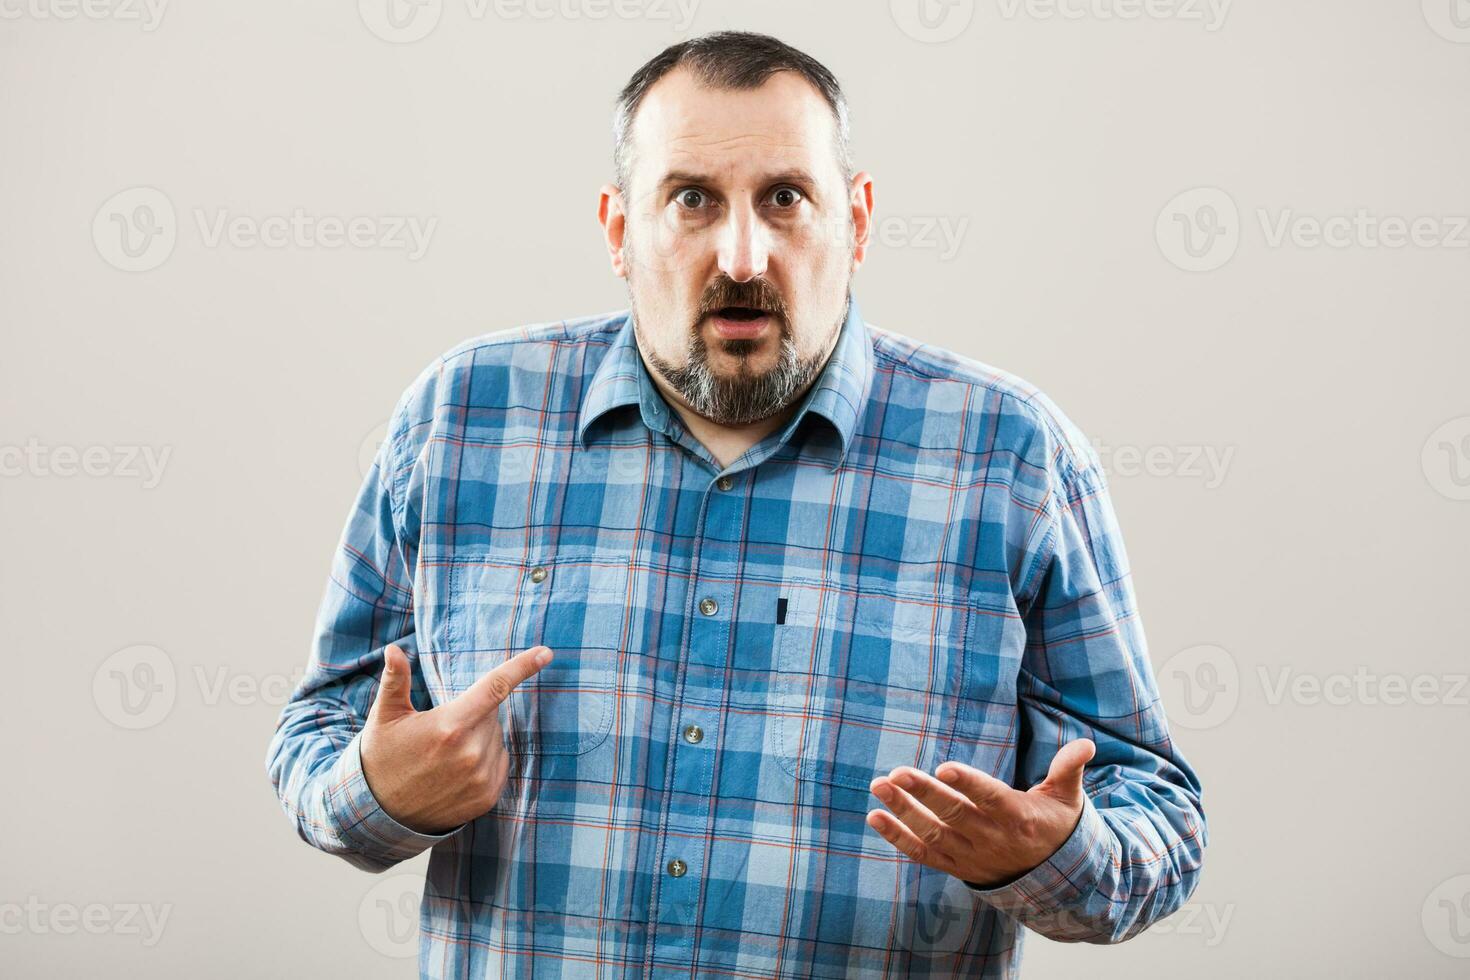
[715,203,769,283]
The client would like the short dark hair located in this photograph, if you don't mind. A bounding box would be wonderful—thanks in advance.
[611,30,853,194]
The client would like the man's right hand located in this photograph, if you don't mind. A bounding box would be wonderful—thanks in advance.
[360,642,553,835]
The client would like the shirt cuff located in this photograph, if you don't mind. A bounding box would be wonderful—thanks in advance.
[326,728,464,866]
[962,793,1112,917]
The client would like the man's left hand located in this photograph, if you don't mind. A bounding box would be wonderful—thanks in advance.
[866,738,1096,889]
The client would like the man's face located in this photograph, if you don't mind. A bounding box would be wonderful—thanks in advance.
[603,67,869,427]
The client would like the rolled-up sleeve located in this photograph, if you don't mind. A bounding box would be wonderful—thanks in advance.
[970,425,1208,943]
[264,403,461,874]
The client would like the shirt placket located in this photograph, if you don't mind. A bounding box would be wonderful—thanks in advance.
[645,454,751,971]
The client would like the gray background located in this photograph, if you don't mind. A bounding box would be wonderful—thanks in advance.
[3,0,1468,976]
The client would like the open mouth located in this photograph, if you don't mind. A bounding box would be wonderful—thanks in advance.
[713,306,769,321]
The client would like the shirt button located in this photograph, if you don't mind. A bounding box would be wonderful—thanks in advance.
[698,597,718,616]
[529,566,547,584]
[667,858,687,878]
[683,724,704,744]
[716,476,733,491]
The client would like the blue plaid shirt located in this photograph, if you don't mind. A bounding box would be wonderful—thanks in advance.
[267,296,1206,978]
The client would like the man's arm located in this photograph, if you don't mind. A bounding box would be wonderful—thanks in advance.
[965,444,1208,942]
[263,425,459,874]
[866,409,1206,943]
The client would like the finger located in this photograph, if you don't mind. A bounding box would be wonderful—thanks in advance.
[1037,737,1096,802]
[888,766,980,829]
[451,646,553,722]
[368,643,417,724]
[934,760,1014,810]
[865,808,957,875]
[869,776,961,857]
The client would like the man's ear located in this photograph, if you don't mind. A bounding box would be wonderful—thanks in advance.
[598,182,628,279]
[848,171,875,272]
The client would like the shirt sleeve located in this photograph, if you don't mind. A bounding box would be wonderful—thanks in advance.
[264,408,464,874]
[966,426,1208,943]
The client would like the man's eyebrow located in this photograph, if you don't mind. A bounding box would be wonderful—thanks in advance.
[654,168,821,192]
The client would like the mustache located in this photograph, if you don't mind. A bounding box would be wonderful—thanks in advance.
[696,276,788,321]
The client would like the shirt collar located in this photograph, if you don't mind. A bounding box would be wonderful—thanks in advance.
[578,295,873,472]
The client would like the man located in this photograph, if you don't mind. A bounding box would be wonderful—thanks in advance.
[266,30,1206,978]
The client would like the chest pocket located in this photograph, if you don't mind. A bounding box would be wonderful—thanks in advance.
[444,551,632,756]
[774,580,973,791]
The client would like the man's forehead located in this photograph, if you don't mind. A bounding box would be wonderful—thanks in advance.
[630,67,837,183]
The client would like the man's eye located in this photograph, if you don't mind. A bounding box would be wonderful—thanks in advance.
[768,186,803,209]
[675,189,708,210]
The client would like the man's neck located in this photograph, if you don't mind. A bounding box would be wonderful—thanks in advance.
[636,350,800,471]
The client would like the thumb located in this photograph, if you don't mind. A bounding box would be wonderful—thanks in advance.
[1037,737,1095,803]
[367,643,417,725]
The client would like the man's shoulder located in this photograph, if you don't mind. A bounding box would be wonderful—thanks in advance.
[387,309,629,438]
[435,309,629,370]
[866,322,1101,487]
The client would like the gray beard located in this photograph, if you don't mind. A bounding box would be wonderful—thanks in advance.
[632,298,846,427]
